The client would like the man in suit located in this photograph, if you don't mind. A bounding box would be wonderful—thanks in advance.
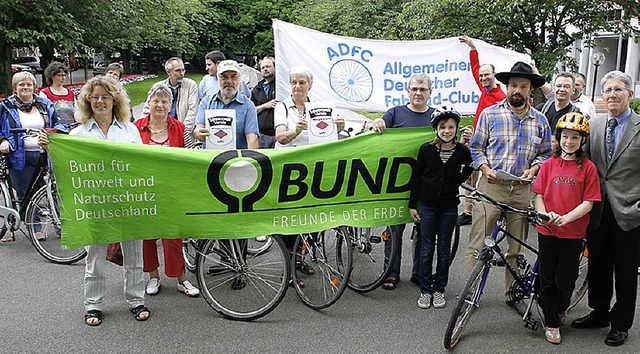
[571,70,640,347]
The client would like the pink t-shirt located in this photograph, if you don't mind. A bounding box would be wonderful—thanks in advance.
[532,157,601,239]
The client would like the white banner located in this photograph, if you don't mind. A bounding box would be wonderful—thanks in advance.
[273,19,531,114]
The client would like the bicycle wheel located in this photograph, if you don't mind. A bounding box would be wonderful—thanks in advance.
[247,236,273,256]
[443,256,490,350]
[292,227,353,309]
[182,238,202,274]
[197,236,290,321]
[347,226,397,293]
[568,241,588,311]
[25,185,86,264]
[0,181,14,240]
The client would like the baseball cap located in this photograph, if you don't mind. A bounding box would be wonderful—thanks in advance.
[217,60,240,74]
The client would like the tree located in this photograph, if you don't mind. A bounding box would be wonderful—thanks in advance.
[392,0,639,77]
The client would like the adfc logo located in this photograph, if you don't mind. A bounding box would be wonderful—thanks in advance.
[327,43,374,102]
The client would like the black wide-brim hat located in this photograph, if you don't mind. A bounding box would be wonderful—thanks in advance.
[495,61,546,88]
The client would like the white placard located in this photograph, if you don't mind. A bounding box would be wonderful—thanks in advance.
[205,109,236,150]
[306,101,338,144]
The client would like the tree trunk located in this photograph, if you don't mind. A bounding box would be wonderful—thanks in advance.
[0,43,12,96]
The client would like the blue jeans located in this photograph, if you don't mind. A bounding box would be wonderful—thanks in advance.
[9,151,41,203]
[419,205,457,294]
[385,223,421,280]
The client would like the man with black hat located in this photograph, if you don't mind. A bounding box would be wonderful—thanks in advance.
[465,61,552,314]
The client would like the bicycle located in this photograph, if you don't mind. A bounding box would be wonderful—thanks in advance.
[195,236,290,321]
[345,225,398,293]
[0,128,86,264]
[443,183,550,350]
[183,235,273,274]
[291,226,353,309]
[568,238,588,310]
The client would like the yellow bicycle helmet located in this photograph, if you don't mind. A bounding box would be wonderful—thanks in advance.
[556,112,590,135]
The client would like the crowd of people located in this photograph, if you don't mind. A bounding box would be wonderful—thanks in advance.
[0,40,638,349]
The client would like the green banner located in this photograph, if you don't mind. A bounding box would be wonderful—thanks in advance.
[48,128,434,247]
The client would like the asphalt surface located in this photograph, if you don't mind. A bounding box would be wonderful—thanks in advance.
[2,218,639,354]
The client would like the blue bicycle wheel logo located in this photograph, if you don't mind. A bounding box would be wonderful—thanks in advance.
[329,59,373,102]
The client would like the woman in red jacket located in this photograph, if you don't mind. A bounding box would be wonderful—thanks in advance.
[133,82,199,297]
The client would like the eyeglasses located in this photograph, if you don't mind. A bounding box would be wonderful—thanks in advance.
[409,87,430,92]
[602,87,627,96]
[55,73,68,78]
[89,95,113,101]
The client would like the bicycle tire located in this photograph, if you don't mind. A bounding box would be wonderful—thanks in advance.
[568,241,588,311]
[246,236,274,256]
[443,256,490,350]
[182,238,202,274]
[292,227,353,309]
[25,185,86,264]
[0,181,13,239]
[197,236,290,321]
[346,226,397,293]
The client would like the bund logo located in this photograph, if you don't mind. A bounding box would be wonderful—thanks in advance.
[207,150,272,213]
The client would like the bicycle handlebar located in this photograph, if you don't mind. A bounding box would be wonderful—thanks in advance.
[460,183,550,224]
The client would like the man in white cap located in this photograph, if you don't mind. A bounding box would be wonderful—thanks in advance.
[466,61,552,314]
[193,60,259,149]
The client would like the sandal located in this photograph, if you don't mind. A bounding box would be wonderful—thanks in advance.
[130,305,150,321]
[381,277,399,290]
[288,279,305,288]
[295,260,315,275]
[84,310,102,326]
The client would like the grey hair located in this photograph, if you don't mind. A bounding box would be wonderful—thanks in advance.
[289,66,313,85]
[409,73,432,89]
[164,57,183,72]
[148,81,173,102]
[11,71,37,92]
[600,70,633,91]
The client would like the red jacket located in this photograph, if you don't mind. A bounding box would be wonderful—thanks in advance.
[470,49,506,128]
[134,115,186,147]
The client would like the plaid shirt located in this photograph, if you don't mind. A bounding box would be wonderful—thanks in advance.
[470,100,552,176]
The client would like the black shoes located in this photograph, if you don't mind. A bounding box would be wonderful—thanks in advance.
[458,212,472,226]
[605,329,628,347]
[571,313,610,329]
[410,275,420,285]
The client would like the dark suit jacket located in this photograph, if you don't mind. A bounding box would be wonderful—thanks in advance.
[587,109,640,231]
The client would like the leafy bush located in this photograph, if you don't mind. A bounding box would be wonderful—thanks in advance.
[631,98,640,114]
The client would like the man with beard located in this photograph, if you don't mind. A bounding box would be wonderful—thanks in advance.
[571,73,597,120]
[251,56,277,148]
[193,60,259,149]
[141,57,198,135]
[466,61,552,315]
[536,72,581,132]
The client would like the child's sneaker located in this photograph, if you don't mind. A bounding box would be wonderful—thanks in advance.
[417,293,432,309]
[545,327,561,344]
[433,291,446,308]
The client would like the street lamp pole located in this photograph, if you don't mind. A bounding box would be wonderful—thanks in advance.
[591,52,606,101]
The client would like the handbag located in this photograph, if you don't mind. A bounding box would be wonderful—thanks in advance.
[106,243,123,266]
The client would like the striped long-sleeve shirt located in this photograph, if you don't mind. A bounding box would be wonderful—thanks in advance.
[470,99,552,177]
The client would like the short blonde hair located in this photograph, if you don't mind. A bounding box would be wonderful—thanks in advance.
[12,71,37,93]
[77,76,131,123]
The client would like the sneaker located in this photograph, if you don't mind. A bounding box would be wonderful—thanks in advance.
[177,280,200,297]
[146,278,161,295]
[458,212,472,226]
[433,291,446,308]
[35,231,46,241]
[545,327,561,344]
[256,236,267,242]
[418,293,432,309]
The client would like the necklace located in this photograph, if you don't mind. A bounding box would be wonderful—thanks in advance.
[149,121,168,134]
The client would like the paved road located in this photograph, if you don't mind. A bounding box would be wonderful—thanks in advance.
[1,222,638,353]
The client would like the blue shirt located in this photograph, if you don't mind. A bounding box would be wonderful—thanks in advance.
[470,100,552,176]
[198,75,251,100]
[607,108,632,151]
[381,104,436,128]
[196,91,259,149]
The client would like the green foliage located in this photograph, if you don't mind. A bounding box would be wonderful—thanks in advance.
[631,98,640,114]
